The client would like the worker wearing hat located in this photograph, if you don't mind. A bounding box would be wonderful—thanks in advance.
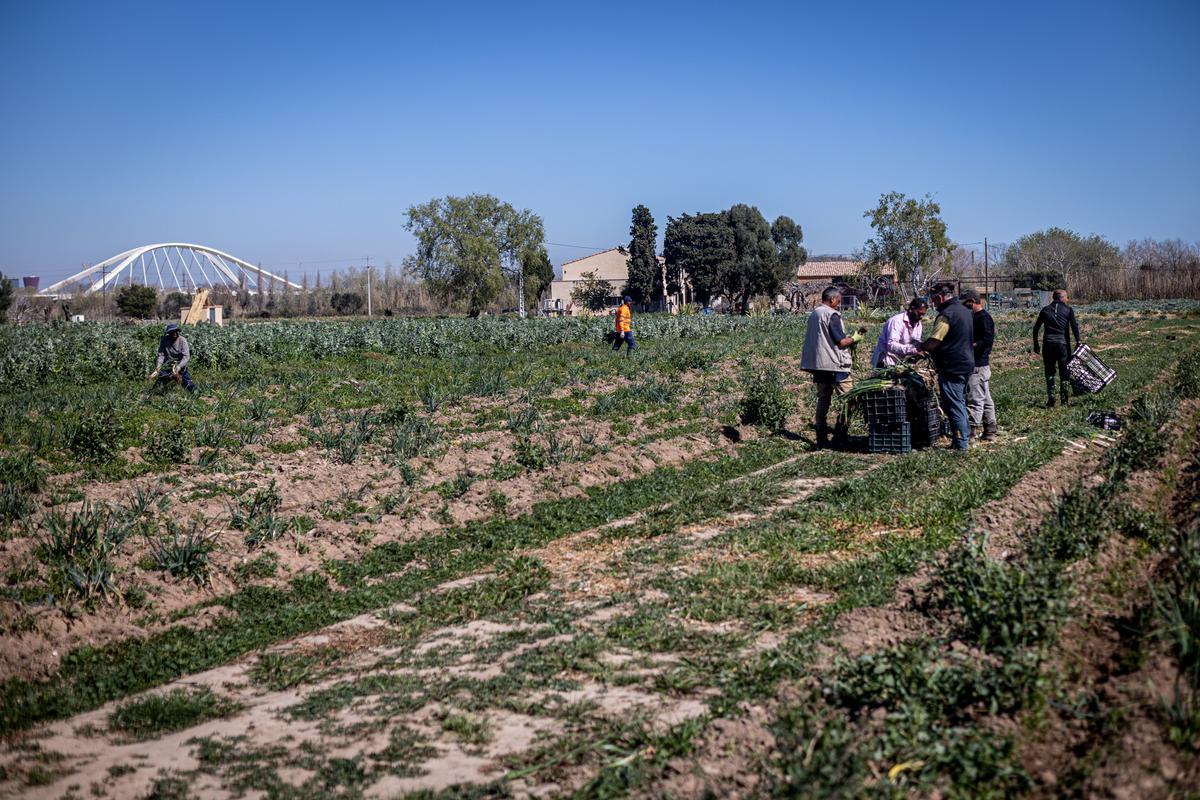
[612,296,636,356]
[149,323,197,393]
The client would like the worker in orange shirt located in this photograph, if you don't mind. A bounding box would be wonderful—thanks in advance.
[612,295,636,356]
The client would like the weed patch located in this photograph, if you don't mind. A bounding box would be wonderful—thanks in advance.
[109,687,241,740]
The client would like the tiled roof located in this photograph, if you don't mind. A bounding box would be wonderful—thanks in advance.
[793,260,895,278]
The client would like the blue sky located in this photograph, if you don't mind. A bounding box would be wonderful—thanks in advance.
[2,0,1197,283]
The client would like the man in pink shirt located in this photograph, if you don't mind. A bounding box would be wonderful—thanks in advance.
[870,298,928,368]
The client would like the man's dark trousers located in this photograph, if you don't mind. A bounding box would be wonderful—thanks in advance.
[157,366,198,393]
[1043,343,1070,402]
[612,332,636,354]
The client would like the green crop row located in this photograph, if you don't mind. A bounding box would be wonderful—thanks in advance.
[0,314,816,391]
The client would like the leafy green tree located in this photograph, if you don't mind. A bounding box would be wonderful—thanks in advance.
[730,204,795,312]
[861,191,953,297]
[0,273,12,323]
[521,246,555,310]
[570,270,616,311]
[664,212,735,308]
[115,285,159,319]
[1004,227,1120,290]
[404,194,545,317]
[624,205,658,305]
[771,216,807,276]
[664,206,802,311]
[330,292,364,315]
[160,291,191,319]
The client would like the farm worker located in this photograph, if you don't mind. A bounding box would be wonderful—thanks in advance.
[1032,288,1081,408]
[801,286,863,449]
[917,282,974,452]
[149,323,198,393]
[960,289,997,441]
[869,297,928,368]
[612,296,636,356]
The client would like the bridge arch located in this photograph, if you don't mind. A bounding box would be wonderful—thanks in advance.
[40,243,302,295]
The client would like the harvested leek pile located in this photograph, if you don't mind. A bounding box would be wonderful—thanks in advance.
[837,361,933,413]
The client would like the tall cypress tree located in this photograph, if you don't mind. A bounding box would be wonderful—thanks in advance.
[0,273,13,323]
[624,204,658,305]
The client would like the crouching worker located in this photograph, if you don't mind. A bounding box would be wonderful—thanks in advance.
[801,286,862,449]
[149,323,198,393]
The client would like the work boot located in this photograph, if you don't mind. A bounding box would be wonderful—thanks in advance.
[815,424,830,450]
[970,424,981,440]
[1045,377,1057,408]
[1061,390,1070,407]
[832,422,849,451]
[982,423,997,441]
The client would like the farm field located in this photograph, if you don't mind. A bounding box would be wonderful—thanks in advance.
[1,305,1199,799]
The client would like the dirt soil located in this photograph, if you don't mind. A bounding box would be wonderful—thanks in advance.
[1,315,1192,798]
[0,374,757,685]
[642,392,1200,800]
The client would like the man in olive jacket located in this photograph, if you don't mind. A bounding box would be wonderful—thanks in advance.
[918,283,974,451]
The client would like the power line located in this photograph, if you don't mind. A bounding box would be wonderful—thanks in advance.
[546,241,612,251]
[263,256,371,268]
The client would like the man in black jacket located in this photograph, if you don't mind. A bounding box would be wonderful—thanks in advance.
[1032,289,1082,407]
[918,282,975,451]
[961,290,996,440]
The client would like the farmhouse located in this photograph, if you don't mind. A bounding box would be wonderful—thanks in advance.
[543,252,893,314]
[784,259,897,308]
[543,248,676,315]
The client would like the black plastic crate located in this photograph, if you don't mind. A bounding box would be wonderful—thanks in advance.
[1067,344,1117,394]
[862,387,908,424]
[1086,410,1123,430]
[908,397,942,449]
[868,421,912,454]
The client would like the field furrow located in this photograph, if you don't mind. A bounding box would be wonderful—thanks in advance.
[1,309,1198,798]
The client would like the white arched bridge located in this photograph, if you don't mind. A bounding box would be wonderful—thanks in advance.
[39,243,303,296]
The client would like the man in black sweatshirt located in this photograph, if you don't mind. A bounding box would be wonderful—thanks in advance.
[1032,289,1082,407]
[961,290,996,440]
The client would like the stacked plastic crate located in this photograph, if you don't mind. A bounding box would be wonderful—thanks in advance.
[908,394,943,449]
[862,387,911,453]
[1066,344,1117,394]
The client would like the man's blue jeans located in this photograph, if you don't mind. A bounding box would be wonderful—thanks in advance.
[612,331,636,354]
[157,366,198,393]
[939,374,971,451]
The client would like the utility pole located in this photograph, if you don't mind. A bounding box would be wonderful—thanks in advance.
[517,267,526,319]
[366,257,372,317]
[983,237,989,300]
[661,258,668,313]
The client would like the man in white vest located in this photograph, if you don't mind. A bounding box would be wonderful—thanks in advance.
[801,286,863,448]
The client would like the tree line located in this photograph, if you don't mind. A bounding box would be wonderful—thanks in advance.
[3,191,1197,323]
